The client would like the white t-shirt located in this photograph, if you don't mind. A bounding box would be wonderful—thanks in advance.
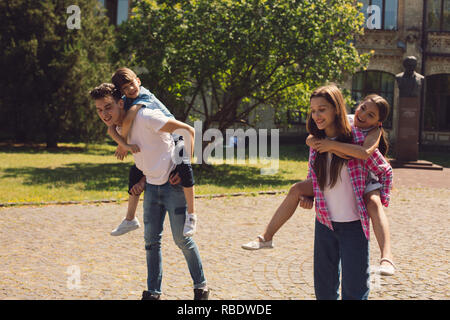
[323,152,360,222]
[128,108,176,185]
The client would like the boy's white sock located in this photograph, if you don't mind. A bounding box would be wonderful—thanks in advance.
[183,213,197,237]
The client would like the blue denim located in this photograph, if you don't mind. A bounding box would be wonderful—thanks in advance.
[143,181,206,295]
[123,86,174,119]
[313,219,370,300]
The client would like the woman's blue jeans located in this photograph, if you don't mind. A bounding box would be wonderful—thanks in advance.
[313,219,370,300]
[143,181,206,295]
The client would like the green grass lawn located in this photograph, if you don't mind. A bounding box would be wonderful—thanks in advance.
[2,142,447,206]
[0,143,309,205]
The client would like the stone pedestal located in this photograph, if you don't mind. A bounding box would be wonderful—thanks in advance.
[395,97,420,161]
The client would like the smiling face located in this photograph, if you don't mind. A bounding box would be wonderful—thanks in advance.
[354,100,380,129]
[310,97,337,136]
[95,95,124,127]
[120,77,141,100]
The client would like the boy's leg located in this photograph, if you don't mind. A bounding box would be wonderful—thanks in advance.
[127,164,144,219]
[126,194,140,221]
[182,186,196,237]
[183,185,195,215]
[364,190,394,272]
[339,221,370,300]
[164,183,207,292]
[111,193,140,236]
[143,183,167,296]
[174,159,197,237]
[262,179,314,241]
[110,165,143,236]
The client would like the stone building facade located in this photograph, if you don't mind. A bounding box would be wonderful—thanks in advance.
[101,0,450,147]
[345,0,450,147]
[275,0,450,147]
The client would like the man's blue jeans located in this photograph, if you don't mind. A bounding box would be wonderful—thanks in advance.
[313,219,370,300]
[143,181,206,295]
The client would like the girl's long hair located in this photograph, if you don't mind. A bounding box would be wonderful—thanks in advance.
[361,94,390,156]
[306,84,353,190]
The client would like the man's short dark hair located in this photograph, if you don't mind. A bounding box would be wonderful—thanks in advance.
[89,83,122,101]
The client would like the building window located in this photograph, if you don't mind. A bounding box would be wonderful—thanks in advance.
[424,74,450,131]
[359,0,398,30]
[351,71,395,128]
[99,0,129,25]
[427,0,450,32]
[117,0,130,25]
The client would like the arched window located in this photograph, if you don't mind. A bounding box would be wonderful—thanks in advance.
[351,71,395,128]
[425,74,450,131]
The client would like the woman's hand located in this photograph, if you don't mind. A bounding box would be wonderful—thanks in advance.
[299,196,314,209]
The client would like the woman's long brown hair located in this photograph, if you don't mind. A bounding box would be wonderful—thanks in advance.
[361,94,390,156]
[306,85,353,191]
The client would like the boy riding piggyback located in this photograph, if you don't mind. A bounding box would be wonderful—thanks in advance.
[107,68,198,238]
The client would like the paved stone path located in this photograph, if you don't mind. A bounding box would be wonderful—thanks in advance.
[0,168,449,300]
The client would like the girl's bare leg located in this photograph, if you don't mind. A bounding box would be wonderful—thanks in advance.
[365,190,394,267]
[261,179,314,241]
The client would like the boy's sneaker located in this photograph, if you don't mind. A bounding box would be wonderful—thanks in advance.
[110,217,140,236]
[241,235,274,250]
[193,288,210,300]
[142,291,160,300]
[183,214,197,237]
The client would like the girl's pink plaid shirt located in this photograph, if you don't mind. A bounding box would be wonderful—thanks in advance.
[307,126,393,240]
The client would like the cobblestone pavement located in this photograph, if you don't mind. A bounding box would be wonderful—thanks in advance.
[0,170,449,300]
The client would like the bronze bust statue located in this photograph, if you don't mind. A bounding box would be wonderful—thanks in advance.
[395,56,424,97]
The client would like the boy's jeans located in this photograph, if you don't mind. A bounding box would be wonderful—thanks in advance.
[313,219,370,300]
[143,181,206,295]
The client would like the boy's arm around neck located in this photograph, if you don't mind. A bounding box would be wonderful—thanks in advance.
[107,125,127,147]
[159,119,195,158]
[121,104,143,139]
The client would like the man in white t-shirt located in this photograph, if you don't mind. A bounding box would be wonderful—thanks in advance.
[90,83,208,300]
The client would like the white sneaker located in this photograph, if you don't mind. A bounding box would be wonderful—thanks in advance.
[110,218,140,236]
[241,235,274,250]
[183,214,197,237]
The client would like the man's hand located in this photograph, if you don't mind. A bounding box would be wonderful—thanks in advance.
[115,145,128,160]
[127,144,140,154]
[169,172,181,185]
[130,180,145,196]
[299,196,314,209]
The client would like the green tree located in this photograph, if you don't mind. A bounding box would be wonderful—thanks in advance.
[116,0,370,136]
[0,0,115,147]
